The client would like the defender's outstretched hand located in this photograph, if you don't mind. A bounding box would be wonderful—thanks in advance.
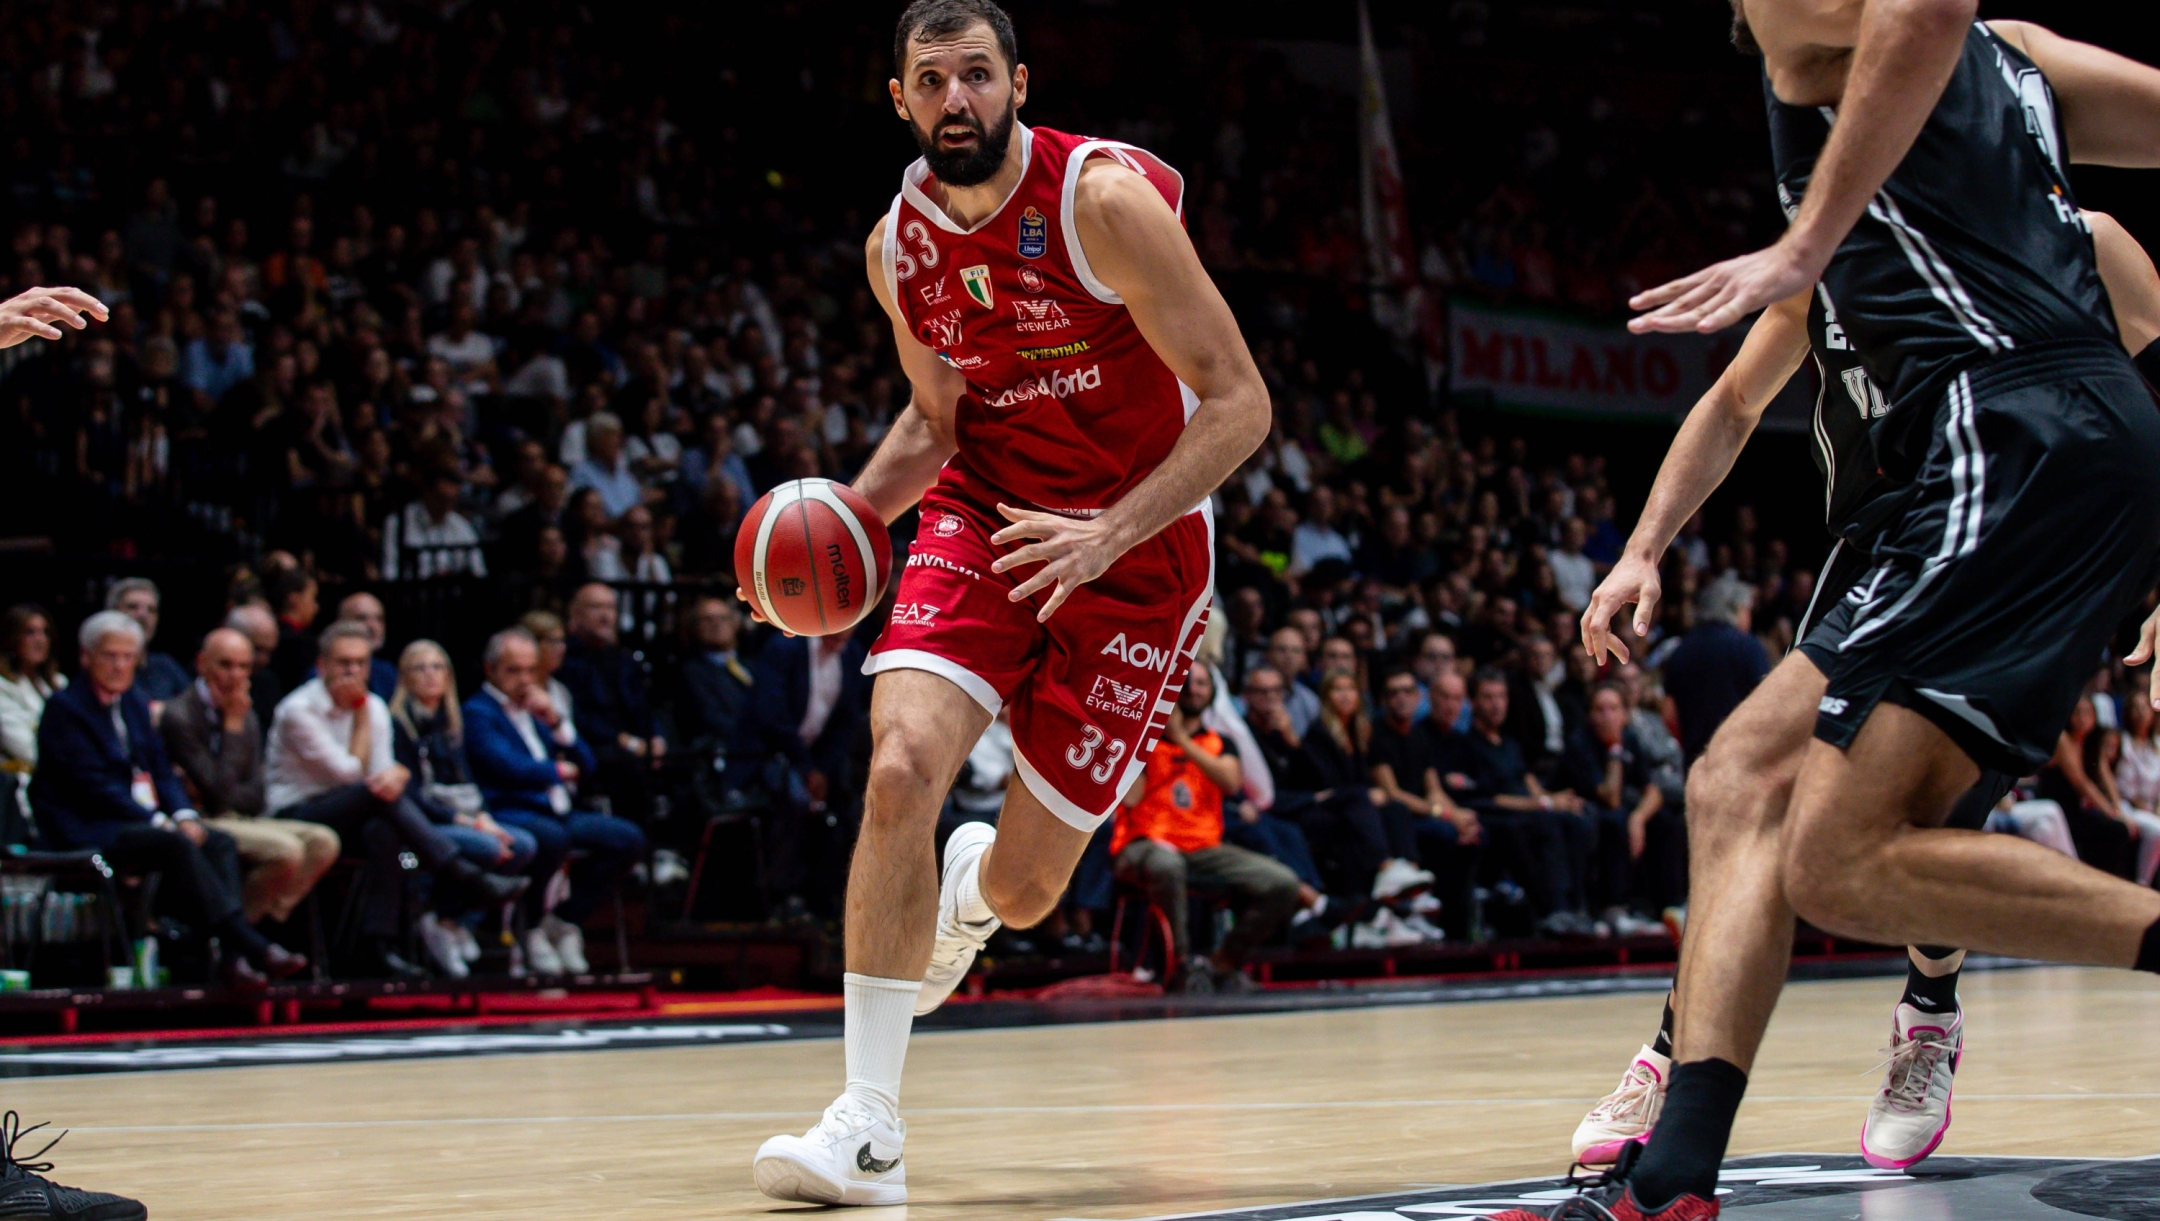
[990,503,1122,623]
[2125,598,2160,708]
[0,286,107,348]
[1628,239,1821,335]
[1580,553,1663,666]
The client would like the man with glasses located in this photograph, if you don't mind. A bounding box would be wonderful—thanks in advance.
[1371,668,1482,939]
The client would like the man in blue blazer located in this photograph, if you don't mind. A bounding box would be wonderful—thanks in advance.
[466,625,646,975]
[32,611,305,983]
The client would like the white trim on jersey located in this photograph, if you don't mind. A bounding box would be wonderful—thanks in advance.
[899,125,1037,236]
[1792,537,1844,655]
[1840,372,1986,653]
[1866,190,2015,355]
[862,648,1003,716]
[880,194,903,309]
[1058,138,1187,306]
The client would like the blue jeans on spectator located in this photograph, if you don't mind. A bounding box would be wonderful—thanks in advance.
[431,822,539,918]
[493,809,648,925]
[1223,812,1322,891]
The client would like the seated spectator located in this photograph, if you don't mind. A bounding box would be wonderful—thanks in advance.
[736,629,871,922]
[265,620,528,978]
[1503,635,1575,784]
[1301,670,1435,911]
[466,628,648,976]
[224,603,286,732]
[2115,695,2160,883]
[557,583,665,822]
[389,639,538,978]
[1984,787,2079,858]
[675,595,753,751]
[105,578,190,704]
[1548,518,1597,613]
[1113,669,1301,993]
[161,628,340,925]
[521,610,578,726]
[382,466,488,580]
[333,592,399,700]
[31,611,305,985]
[567,412,648,520]
[0,604,64,777]
[1441,669,1598,938]
[1561,683,1686,937]
[2039,696,2136,879]
[1369,667,1482,939]
[1262,627,1321,736]
[1661,575,1770,762]
[1410,631,1465,728]
[500,462,570,571]
[266,567,322,696]
[1242,665,1397,917]
[1288,485,1354,576]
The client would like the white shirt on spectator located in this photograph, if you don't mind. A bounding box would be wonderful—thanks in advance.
[426,329,498,392]
[264,678,396,813]
[0,671,63,768]
[504,352,570,403]
[484,682,575,815]
[800,642,845,745]
[1549,547,1595,612]
[568,454,644,519]
[383,500,488,579]
[1289,520,1353,575]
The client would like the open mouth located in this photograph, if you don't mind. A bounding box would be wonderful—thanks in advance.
[937,126,980,147]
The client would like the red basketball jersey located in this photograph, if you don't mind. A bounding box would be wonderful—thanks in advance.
[884,125,1191,513]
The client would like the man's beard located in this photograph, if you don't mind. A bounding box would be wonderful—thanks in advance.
[913,101,1016,187]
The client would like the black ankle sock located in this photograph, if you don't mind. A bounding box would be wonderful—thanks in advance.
[2138,917,2160,974]
[1626,1058,1747,1209]
[1651,994,1675,1058]
[1902,950,1960,1014]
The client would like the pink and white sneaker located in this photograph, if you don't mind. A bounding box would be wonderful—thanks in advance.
[1860,1001,1962,1169]
[1571,1044,1669,1167]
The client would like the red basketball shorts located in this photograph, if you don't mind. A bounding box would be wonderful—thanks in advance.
[865,479,1213,831]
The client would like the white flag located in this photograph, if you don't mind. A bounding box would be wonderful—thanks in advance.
[1358,0,1413,288]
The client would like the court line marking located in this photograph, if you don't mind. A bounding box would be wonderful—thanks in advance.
[53,1093,2160,1134]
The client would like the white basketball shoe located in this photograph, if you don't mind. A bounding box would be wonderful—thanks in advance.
[1861,1001,1961,1169]
[754,1098,908,1206]
[916,821,999,1016]
[1571,1044,1669,1166]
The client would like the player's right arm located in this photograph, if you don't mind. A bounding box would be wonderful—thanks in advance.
[1580,288,1812,664]
[853,216,966,525]
[2086,211,2160,355]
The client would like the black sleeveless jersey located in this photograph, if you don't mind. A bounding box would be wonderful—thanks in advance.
[1767,23,2117,480]
[1805,286,1896,540]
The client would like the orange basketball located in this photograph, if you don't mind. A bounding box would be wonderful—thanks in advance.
[734,478,893,637]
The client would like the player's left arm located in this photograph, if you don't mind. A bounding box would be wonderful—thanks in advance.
[1631,0,1977,334]
[2086,210,2160,354]
[1991,22,2160,167]
[990,161,1270,621]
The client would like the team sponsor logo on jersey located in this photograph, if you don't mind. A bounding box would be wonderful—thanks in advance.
[984,364,1101,408]
[931,513,964,537]
[1087,674,1150,721]
[1019,266,1046,293]
[1819,696,1850,715]
[919,276,951,307]
[961,264,994,308]
[1016,339,1091,362]
[923,308,964,349]
[1840,367,1889,420]
[936,351,988,371]
[1100,631,1174,673]
[1011,298,1072,333]
[1017,206,1048,259]
[890,602,940,626]
[906,551,983,581]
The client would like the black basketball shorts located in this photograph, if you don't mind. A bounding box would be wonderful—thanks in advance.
[1808,341,2160,777]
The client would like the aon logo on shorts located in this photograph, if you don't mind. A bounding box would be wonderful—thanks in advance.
[1100,632,1174,673]
[1818,696,1850,715]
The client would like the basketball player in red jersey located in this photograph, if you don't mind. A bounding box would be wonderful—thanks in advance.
[751,0,1268,1205]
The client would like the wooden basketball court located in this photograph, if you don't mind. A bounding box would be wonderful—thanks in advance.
[14,965,2160,1219]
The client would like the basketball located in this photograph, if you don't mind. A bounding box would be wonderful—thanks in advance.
[734,478,893,637]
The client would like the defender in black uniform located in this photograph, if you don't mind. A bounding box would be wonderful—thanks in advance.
[1533,10,2160,1220]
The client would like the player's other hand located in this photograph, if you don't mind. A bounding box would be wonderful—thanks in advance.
[1628,237,1821,335]
[2125,597,2160,708]
[1581,554,1662,665]
[733,583,796,638]
[990,504,1122,622]
[0,286,107,348]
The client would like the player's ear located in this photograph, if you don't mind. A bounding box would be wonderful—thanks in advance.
[1011,62,1027,110]
[888,77,909,122]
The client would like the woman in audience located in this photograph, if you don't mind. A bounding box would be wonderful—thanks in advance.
[520,610,579,734]
[1299,668,1434,933]
[390,639,538,977]
[2103,694,2160,884]
[2037,696,2135,880]
[0,604,64,775]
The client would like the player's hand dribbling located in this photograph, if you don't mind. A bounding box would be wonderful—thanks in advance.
[1581,554,1662,665]
[0,286,107,348]
[2125,599,2160,709]
[1628,237,1822,335]
[989,504,1123,622]
[733,584,795,638]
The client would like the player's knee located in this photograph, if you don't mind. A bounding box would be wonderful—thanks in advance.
[984,868,1063,929]
[1685,741,1789,838]
[862,738,948,829]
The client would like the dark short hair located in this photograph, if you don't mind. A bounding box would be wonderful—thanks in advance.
[894,0,1017,75]
[317,618,374,659]
[1381,667,1418,691]
[1471,667,1509,695]
[269,566,315,612]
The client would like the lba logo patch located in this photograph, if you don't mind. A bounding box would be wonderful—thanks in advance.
[1017,206,1048,259]
[1019,266,1046,294]
[931,513,964,538]
[960,264,993,309]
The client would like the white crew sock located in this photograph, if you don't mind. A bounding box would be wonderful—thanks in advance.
[951,835,997,925]
[842,972,921,1122]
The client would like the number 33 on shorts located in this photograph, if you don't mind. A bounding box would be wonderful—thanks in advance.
[1066,725,1128,785]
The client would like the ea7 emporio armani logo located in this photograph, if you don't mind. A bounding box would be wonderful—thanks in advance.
[856,1143,900,1174]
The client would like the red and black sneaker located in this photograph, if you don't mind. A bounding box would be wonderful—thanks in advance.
[1486,1143,1719,1221]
